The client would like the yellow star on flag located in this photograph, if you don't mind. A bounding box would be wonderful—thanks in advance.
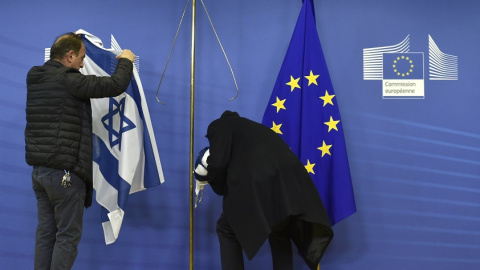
[271,97,286,113]
[286,76,301,92]
[324,116,340,132]
[317,140,332,157]
[271,121,283,134]
[320,90,335,106]
[304,159,316,174]
[304,70,319,86]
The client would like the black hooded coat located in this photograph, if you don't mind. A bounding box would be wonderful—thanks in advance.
[206,111,333,268]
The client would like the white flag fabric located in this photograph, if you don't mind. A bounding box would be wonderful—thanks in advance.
[76,29,165,244]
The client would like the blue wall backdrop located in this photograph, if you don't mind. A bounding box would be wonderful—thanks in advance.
[1,0,479,269]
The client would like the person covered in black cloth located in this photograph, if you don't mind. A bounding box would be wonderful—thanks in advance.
[194,110,333,270]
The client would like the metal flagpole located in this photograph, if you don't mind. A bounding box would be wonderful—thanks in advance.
[189,1,196,269]
[155,1,238,268]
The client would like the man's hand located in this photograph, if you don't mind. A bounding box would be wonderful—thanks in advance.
[116,49,136,63]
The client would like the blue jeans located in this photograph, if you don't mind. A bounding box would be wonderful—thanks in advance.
[32,166,86,270]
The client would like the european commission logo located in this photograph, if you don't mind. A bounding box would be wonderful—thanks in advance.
[363,35,458,99]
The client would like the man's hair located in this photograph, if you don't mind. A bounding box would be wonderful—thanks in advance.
[50,32,83,60]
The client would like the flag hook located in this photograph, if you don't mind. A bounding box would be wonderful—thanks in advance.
[155,0,191,105]
[199,0,239,101]
[155,0,239,104]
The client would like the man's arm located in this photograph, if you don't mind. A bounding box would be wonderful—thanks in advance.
[67,49,135,99]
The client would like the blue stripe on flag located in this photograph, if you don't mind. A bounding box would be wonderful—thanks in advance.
[83,39,117,76]
[92,133,131,209]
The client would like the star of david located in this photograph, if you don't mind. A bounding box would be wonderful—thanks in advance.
[101,97,136,151]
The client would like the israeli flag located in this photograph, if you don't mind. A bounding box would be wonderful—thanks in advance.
[77,29,165,244]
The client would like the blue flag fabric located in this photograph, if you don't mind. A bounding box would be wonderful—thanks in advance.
[383,52,424,80]
[261,0,355,225]
[77,30,165,244]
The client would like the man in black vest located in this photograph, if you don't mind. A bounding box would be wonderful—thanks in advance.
[25,32,135,270]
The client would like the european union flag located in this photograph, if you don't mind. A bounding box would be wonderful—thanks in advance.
[262,0,356,225]
[383,52,424,80]
[77,29,165,244]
